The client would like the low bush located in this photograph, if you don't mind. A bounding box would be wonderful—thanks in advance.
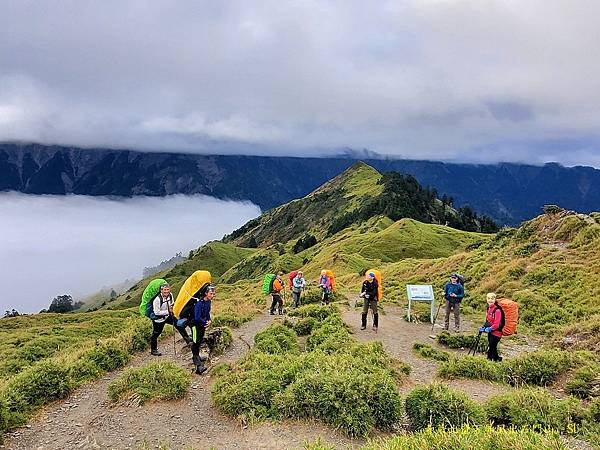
[485,388,585,433]
[360,426,566,449]
[293,317,317,336]
[108,361,191,404]
[306,314,352,353]
[439,350,576,387]
[589,397,600,422]
[82,339,130,372]
[565,364,600,399]
[211,312,250,328]
[299,287,333,305]
[288,304,338,321]
[412,342,450,362]
[209,327,233,356]
[436,331,485,352]
[438,356,503,383]
[254,324,299,354]
[404,384,486,431]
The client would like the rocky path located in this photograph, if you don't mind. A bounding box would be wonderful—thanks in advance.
[2,312,358,450]
[340,303,511,401]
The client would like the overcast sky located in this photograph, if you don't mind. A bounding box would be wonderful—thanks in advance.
[1,1,600,166]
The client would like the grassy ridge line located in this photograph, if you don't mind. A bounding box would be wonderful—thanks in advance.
[0,315,151,437]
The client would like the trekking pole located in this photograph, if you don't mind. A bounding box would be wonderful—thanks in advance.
[469,331,482,356]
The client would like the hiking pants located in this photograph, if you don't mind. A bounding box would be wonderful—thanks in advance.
[292,291,301,308]
[270,293,282,314]
[444,301,460,331]
[151,316,190,351]
[321,290,330,305]
[191,324,206,366]
[361,299,379,328]
[487,333,502,362]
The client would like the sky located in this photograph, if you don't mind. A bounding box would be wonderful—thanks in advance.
[1,1,600,166]
[0,193,260,313]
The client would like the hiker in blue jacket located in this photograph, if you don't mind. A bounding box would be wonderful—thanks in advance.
[444,273,464,332]
[191,285,215,375]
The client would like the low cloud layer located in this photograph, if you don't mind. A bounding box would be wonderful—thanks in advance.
[0,193,260,313]
[1,1,600,166]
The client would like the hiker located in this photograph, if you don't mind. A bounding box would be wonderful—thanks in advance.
[291,271,306,308]
[150,283,191,356]
[190,284,216,374]
[359,272,379,330]
[319,270,332,305]
[480,292,503,362]
[270,272,285,315]
[443,273,464,332]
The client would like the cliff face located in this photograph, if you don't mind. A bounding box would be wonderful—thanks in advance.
[2,142,599,225]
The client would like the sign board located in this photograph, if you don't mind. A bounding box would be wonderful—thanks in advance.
[406,284,435,324]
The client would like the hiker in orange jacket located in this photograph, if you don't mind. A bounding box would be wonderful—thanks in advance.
[269,272,285,315]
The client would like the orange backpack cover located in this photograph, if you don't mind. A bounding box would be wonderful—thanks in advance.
[324,270,336,292]
[498,298,518,336]
[367,268,383,300]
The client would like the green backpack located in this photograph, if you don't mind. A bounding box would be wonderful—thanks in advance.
[262,273,276,295]
[139,278,167,318]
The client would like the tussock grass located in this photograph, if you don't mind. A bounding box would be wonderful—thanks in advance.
[412,342,450,362]
[108,361,191,404]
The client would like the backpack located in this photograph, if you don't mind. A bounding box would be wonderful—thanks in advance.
[367,269,383,300]
[324,270,336,292]
[288,270,298,290]
[173,270,211,319]
[262,273,276,295]
[497,298,518,336]
[139,278,167,318]
[455,273,466,285]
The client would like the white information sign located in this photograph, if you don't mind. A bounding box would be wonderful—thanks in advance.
[406,284,435,323]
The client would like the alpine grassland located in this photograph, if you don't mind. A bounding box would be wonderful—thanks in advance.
[211,309,406,436]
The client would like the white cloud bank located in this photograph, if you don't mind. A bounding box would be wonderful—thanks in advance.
[0,193,261,313]
[1,1,600,166]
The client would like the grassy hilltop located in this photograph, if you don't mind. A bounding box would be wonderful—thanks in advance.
[1,162,599,446]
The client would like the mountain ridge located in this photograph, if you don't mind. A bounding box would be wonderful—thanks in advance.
[2,142,600,225]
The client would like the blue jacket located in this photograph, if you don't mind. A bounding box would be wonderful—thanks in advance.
[444,282,464,304]
[194,298,211,327]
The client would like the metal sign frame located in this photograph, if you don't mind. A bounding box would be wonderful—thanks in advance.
[406,284,435,324]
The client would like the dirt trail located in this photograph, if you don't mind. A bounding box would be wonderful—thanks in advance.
[2,312,359,450]
[341,304,510,402]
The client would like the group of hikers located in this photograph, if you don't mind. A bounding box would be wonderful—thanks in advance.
[144,268,515,374]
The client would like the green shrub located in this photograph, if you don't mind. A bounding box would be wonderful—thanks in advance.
[299,288,332,305]
[254,324,299,354]
[404,384,486,431]
[288,304,338,320]
[503,350,572,387]
[82,339,130,372]
[438,356,503,383]
[436,331,485,352]
[210,362,232,377]
[293,317,318,336]
[212,312,249,328]
[413,342,450,362]
[306,314,352,353]
[589,397,600,422]
[210,327,233,356]
[360,425,566,449]
[2,360,74,427]
[108,361,191,404]
[485,388,585,433]
[565,364,600,399]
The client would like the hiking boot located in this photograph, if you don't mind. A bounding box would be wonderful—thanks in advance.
[195,364,208,375]
[373,325,378,332]
[360,325,366,330]
[150,349,161,356]
[270,310,275,315]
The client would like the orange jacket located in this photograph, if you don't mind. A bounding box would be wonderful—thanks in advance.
[272,278,284,293]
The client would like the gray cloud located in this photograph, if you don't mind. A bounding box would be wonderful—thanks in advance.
[0,193,261,313]
[1,0,599,166]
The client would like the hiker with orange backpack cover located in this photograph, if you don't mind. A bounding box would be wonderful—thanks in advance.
[480,292,503,362]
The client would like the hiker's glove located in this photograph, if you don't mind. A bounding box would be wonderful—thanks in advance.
[483,327,492,333]
[479,327,485,332]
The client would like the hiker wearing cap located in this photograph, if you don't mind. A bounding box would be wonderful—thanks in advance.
[443,273,464,332]
[270,272,285,315]
[359,272,379,330]
[291,271,306,308]
[150,283,191,356]
[480,293,503,362]
[319,270,332,305]
[190,284,215,374]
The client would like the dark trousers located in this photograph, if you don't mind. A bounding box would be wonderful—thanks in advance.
[270,293,282,313]
[151,316,190,351]
[191,324,206,366]
[487,333,502,362]
[321,291,330,305]
[361,298,379,328]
